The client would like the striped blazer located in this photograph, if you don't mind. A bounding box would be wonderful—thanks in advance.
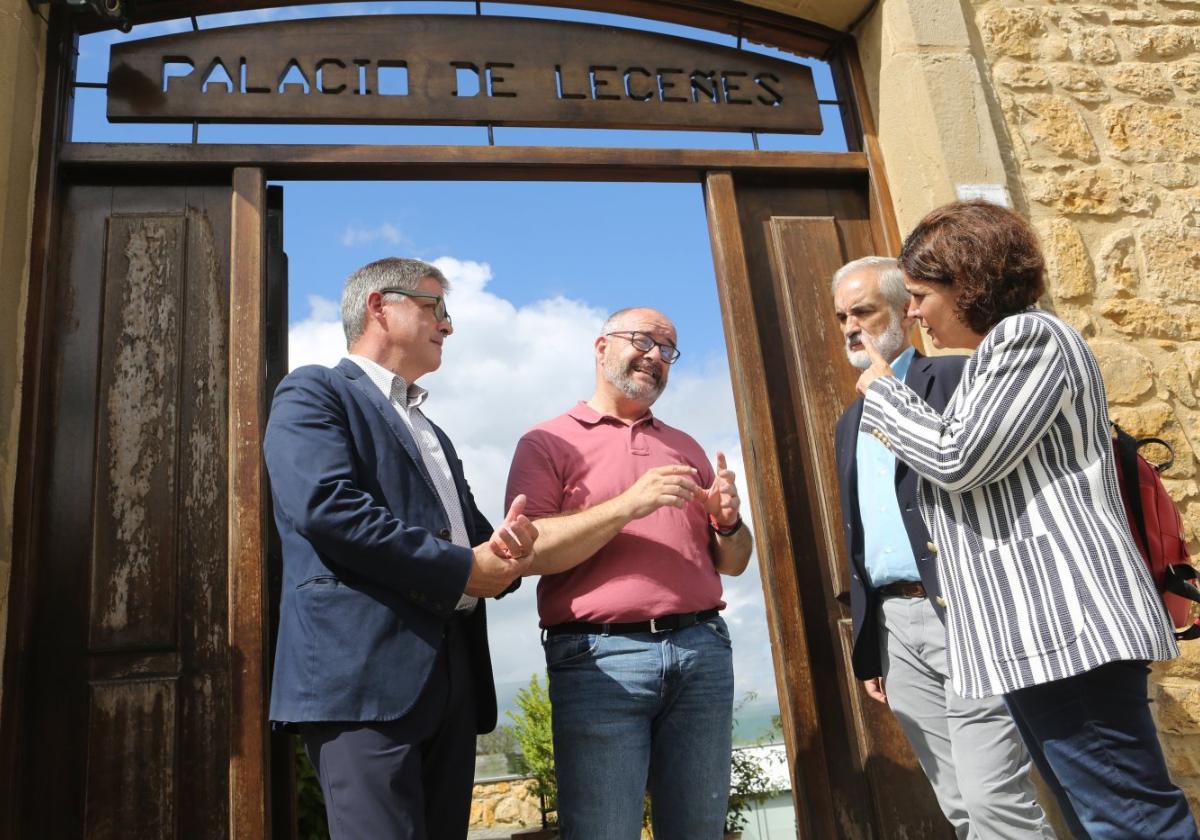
[861,309,1177,699]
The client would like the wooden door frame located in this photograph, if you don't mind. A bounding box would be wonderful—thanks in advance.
[3,6,901,839]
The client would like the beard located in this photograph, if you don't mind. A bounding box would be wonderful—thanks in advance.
[603,353,666,403]
[845,313,907,370]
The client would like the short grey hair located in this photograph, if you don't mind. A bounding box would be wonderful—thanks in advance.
[341,257,449,346]
[600,306,669,335]
[831,256,909,313]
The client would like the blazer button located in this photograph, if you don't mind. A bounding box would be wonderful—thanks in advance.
[936,595,948,608]
[438,528,451,539]
[926,541,938,554]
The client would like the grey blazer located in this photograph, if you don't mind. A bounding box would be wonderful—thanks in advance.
[861,310,1177,699]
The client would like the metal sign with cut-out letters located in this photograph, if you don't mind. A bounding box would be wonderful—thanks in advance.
[107,15,823,133]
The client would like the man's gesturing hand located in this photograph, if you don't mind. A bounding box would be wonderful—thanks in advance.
[467,495,537,598]
[488,494,539,560]
[701,451,741,529]
[619,464,700,520]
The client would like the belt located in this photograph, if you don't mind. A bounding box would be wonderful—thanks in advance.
[544,608,721,637]
[877,581,926,599]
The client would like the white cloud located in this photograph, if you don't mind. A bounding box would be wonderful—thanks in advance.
[286,258,777,705]
[287,295,346,369]
[339,222,407,248]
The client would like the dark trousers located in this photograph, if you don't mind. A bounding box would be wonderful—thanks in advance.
[1005,660,1198,840]
[301,616,478,840]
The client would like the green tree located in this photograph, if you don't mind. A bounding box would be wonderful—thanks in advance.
[507,674,557,828]
[476,724,520,757]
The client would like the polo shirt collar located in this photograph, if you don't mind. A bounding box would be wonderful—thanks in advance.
[568,400,660,428]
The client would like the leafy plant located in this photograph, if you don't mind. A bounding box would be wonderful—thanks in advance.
[507,674,558,828]
[725,693,782,834]
[725,748,776,833]
[295,737,330,840]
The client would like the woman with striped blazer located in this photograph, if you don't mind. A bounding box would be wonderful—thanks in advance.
[856,201,1197,840]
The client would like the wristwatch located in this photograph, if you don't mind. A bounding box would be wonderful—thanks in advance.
[710,516,743,537]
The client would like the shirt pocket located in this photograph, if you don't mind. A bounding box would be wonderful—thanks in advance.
[968,533,1084,662]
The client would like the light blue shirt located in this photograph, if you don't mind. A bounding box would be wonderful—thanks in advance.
[856,347,920,588]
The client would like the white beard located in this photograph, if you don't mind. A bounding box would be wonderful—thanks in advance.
[845,314,907,370]
[604,354,665,403]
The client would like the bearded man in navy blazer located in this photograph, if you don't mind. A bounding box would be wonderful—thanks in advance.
[264,257,537,840]
[833,257,1052,840]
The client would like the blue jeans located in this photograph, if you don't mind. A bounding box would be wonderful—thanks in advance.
[544,617,735,840]
[1005,660,1199,840]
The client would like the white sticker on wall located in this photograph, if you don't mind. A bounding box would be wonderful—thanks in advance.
[955,184,1011,206]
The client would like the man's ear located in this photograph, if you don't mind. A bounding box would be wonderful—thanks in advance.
[900,302,917,333]
[364,290,387,324]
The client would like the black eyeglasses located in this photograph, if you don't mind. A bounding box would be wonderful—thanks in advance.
[380,288,451,324]
[605,331,681,364]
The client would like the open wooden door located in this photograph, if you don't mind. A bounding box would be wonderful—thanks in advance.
[10,170,277,839]
[705,171,953,840]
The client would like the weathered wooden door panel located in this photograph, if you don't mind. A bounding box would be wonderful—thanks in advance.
[712,174,951,839]
[21,184,232,839]
[764,212,951,839]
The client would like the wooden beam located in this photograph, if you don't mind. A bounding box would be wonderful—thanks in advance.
[79,0,844,58]
[0,11,76,835]
[704,170,828,839]
[843,42,902,256]
[59,143,869,182]
[228,166,271,840]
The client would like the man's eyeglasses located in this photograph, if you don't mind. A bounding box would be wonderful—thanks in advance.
[380,288,451,324]
[605,331,681,364]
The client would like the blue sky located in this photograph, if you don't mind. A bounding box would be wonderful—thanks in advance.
[74,1,850,743]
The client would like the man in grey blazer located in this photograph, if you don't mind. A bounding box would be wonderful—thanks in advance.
[832,257,1053,840]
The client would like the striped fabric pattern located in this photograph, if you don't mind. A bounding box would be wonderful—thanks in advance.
[861,310,1178,699]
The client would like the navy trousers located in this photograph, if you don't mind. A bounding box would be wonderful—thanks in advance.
[301,616,478,840]
[1005,660,1198,840]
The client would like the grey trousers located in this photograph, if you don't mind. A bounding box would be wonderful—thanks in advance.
[879,595,1056,840]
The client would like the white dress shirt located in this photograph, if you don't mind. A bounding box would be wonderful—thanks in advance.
[348,354,477,611]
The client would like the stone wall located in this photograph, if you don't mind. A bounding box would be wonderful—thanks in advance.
[470,777,545,833]
[969,0,1200,810]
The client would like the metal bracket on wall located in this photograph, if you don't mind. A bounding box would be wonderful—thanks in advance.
[26,0,135,32]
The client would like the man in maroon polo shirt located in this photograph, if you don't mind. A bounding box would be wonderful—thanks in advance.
[504,306,753,840]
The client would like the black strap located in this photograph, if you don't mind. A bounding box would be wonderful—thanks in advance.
[1164,564,1200,603]
[1161,565,1200,641]
[1114,423,1152,561]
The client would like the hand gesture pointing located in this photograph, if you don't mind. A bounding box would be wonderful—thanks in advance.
[701,451,741,529]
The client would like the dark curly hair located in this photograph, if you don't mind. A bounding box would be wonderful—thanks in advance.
[898,200,1045,334]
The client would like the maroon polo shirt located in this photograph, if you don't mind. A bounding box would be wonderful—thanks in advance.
[506,401,724,627]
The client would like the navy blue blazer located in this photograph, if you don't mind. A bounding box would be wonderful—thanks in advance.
[835,352,966,680]
[264,359,502,730]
